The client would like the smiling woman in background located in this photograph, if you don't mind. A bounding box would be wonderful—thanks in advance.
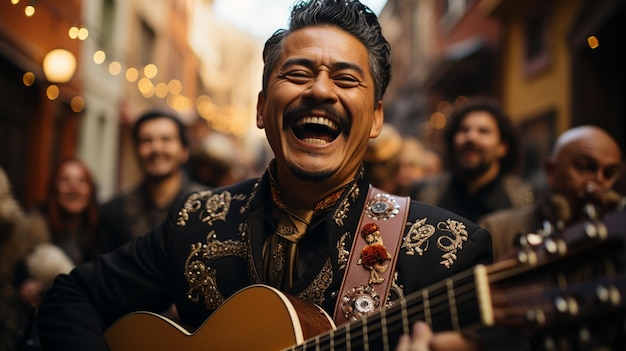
[40,157,100,265]
[1,157,100,350]
[18,157,100,308]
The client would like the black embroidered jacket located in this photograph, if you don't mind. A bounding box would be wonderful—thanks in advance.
[37,167,493,350]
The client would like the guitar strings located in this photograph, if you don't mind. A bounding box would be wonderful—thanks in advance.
[322,284,477,350]
[291,269,481,350]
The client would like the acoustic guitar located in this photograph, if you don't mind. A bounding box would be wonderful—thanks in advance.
[105,209,626,351]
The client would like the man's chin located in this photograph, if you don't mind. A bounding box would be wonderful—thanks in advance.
[456,162,489,179]
[287,163,334,182]
[145,170,177,180]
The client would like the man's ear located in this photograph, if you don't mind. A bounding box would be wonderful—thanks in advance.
[181,148,190,164]
[370,101,384,138]
[256,91,265,129]
[497,142,509,159]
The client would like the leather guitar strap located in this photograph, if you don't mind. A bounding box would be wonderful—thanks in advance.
[333,186,410,325]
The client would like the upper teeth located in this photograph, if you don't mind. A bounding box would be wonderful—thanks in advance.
[295,116,338,131]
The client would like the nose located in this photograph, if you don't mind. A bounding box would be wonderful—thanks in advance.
[465,128,482,141]
[595,169,604,182]
[303,73,337,104]
[59,179,79,193]
[585,170,610,195]
[146,138,165,152]
[455,129,474,145]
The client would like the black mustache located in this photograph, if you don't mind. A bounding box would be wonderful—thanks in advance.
[145,153,172,161]
[459,143,481,152]
[283,103,351,136]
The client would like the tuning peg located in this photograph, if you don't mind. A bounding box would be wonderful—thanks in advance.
[543,237,567,256]
[537,220,568,256]
[584,221,608,240]
[516,250,537,265]
[580,200,610,240]
[554,295,579,316]
[525,308,547,326]
[596,284,621,306]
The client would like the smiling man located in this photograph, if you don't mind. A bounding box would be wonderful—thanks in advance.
[410,98,534,222]
[257,23,384,207]
[36,2,521,351]
[97,110,203,253]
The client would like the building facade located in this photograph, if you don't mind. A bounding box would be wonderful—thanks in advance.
[380,0,626,191]
[0,1,83,208]
[0,0,264,207]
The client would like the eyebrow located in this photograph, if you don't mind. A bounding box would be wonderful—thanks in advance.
[281,58,365,77]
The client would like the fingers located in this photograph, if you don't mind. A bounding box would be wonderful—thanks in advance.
[396,322,480,351]
[396,334,411,350]
[431,331,480,351]
[395,321,433,351]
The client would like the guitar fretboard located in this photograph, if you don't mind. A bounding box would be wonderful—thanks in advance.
[288,267,485,351]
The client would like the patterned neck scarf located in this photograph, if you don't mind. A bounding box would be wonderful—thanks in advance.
[263,167,348,290]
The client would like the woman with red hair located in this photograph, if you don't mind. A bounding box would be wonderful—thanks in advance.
[40,157,99,264]
[18,157,99,308]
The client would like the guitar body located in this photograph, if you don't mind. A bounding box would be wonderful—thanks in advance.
[105,285,336,351]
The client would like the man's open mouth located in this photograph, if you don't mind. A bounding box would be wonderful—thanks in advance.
[292,116,340,145]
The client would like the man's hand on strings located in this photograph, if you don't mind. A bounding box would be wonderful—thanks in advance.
[396,321,481,351]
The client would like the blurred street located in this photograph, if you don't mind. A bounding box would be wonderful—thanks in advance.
[0,0,625,208]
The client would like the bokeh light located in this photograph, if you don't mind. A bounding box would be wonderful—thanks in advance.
[71,96,85,112]
[46,85,60,100]
[22,72,35,86]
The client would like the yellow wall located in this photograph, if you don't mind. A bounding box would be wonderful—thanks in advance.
[501,0,584,134]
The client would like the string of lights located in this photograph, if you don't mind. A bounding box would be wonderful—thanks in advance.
[9,0,255,136]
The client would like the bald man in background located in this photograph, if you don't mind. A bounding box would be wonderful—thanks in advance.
[479,125,623,261]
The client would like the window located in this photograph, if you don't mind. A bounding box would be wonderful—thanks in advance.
[139,19,156,67]
[100,0,116,53]
[523,6,551,78]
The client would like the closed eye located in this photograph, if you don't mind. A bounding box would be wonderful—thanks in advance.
[283,70,313,84]
[333,74,361,88]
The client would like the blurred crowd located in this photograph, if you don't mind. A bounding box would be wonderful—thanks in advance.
[1,98,624,350]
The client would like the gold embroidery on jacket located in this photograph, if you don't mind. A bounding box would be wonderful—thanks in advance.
[177,190,246,227]
[177,190,214,226]
[402,217,435,256]
[295,258,333,306]
[337,232,350,271]
[185,231,249,310]
[241,179,261,214]
[402,218,468,268]
[436,219,468,268]
[334,183,359,227]
[386,271,404,308]
[202,192,234,226]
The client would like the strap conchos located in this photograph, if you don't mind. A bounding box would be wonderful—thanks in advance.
[333,186,410,325]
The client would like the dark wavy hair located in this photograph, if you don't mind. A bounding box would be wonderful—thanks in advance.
[261,0,391,104]
[443,98,521,174]
[131,109,189,148]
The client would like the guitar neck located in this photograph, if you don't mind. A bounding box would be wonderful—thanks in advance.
[288,266,487,351]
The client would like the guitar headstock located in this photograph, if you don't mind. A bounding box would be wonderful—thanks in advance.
[484,207,626,350]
